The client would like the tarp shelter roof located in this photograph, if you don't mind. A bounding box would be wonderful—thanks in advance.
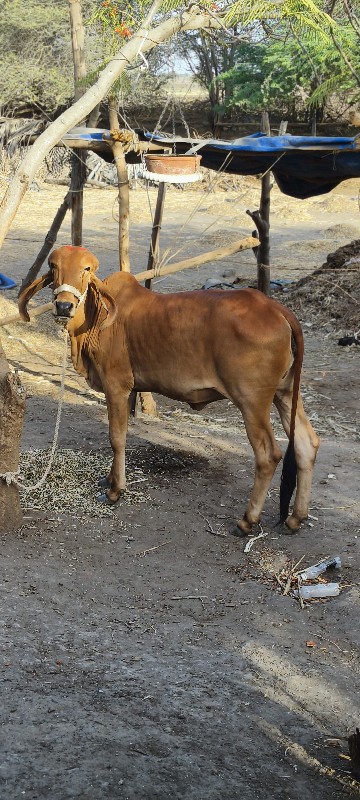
[62,128,360,200]
[141,132,360,199]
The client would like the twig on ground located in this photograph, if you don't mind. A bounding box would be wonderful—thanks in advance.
[171,595,208,609]
[197,510,227,537]
[136,540,172,557]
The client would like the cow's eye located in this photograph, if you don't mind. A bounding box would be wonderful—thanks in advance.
[84,266,91,272]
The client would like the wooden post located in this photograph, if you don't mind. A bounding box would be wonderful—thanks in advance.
[145,182,166,289]
[68,0,87,246]
[108,99,131,272]
[257,111,271,294]
[0,338,25,532]
[246,112,273,295]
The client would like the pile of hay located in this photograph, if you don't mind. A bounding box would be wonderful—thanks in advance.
[284,239,360,332]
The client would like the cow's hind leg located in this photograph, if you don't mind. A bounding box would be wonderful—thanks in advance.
[98,391,130,504]
[234,403,283,535]
[274,387,320,532]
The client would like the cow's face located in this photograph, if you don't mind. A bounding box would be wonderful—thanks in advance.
[49,245,100,319]
[19,245,117,330]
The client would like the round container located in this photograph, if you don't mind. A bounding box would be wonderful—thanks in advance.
[144,154,202,175]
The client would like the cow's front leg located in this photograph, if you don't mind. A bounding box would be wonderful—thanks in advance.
[234,404,282,535]
[98,391,130,504]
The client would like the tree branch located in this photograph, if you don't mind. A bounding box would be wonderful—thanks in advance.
[0,9,221,250]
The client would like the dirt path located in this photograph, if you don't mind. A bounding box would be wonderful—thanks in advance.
[0,178,359,799]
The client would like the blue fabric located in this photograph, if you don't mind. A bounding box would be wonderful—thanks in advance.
[0,273,17,289]
[143,133,360,199]
[63,128,360,199]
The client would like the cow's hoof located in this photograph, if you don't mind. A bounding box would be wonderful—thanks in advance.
[98,475,111,489]
[284,514,301,533]
[97,492,118,505]
[231,523,250,538]
[234,517,253,536]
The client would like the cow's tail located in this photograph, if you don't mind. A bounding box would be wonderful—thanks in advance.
[275,303,304,523]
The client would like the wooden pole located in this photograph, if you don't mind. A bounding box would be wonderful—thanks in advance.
[145,182,166,289]
[0,337,25,532]
[136,235,259,284]
[108,99,131,272]
[68,0,87,246]
[0,303,53,328]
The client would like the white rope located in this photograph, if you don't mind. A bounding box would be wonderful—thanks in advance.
[0,328,68,493]
[54,283,88,305]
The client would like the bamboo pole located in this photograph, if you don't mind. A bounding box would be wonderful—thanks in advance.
[0,236,258,328]
[0,303,53,328]
[135,236,259,283]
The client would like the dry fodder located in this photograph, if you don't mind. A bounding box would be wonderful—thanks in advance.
[284,240,360,331]
[19,448,150,517]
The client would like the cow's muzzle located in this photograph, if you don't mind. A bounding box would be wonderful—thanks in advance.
[53,282,88,318]
[54,300,74,318]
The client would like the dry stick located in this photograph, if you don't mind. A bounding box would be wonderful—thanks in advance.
[19,192,71,295]
[171,595,208,609]
[198,510,227,537]
[283,562,294,596]
[135,540,172,557]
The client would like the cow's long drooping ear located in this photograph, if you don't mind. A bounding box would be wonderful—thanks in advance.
[18,272,53,322]
[89,275,117,329]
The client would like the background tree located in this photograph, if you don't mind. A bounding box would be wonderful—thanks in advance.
[0,0,73,115]
[212,0,360,123]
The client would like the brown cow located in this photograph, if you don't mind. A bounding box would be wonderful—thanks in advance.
[19,245,320,535]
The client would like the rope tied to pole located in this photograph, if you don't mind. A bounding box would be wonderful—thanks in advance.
[0,328,68,493]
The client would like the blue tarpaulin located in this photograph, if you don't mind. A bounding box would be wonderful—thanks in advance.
[141,132,360,199]
[63,128,360,200]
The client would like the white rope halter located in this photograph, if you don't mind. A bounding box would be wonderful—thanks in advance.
[53,283,88,305]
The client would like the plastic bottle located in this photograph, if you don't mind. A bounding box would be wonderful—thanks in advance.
[299,582,340,600]
[298,556,341,581]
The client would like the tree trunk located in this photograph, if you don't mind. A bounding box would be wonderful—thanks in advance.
[68,0,87,246]
[0,7,220,251]
[0,339,26,532]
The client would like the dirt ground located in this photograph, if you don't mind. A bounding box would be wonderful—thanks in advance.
[0,173,359,799]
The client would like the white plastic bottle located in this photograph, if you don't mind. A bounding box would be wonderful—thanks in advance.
[298,557,341,581]
[299,582,340,599]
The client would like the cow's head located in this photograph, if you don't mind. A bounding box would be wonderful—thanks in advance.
[19,245,117,329]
